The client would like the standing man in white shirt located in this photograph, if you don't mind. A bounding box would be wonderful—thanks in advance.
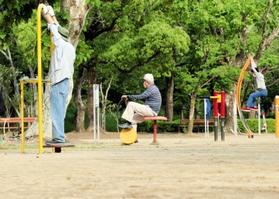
[40,4,76,145]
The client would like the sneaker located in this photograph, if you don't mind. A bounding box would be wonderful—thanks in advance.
[241,107,250,112]
[45,139,65,145]
[250,106,258,110]
[118,122,133,129]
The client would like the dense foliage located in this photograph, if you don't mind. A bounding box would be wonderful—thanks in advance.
[0,0,279,133]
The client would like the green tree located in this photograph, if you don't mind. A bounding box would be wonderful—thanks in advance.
[171,0,279,133]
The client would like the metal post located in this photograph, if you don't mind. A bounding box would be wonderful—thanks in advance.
[20,81,25,153]
[153,120,157,144]
[233,101,237,135]
[262,111,267,133]
[220,91,225,141]
[204,99,209,138]
[258,104,261,136]
[37,5,43,154]
[93,101,96,142]
[275,96,279,137]
[97,106,100,142]
[93,84,100,143]
[213,91,218,141]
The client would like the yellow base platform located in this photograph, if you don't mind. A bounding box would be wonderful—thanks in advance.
[120,128,138,144]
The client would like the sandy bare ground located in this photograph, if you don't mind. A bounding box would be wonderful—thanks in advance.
[0,131,279,199]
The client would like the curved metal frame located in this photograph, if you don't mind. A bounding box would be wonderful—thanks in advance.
[235,57,254,138]
[21,5,51,153]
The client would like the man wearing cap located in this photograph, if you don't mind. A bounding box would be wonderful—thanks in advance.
[118,74,162,130]
[40,4,76,145]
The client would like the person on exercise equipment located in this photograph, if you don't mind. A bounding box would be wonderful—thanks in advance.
[118,74,162,131]
[241,58,267,112]
[40,4,76,145]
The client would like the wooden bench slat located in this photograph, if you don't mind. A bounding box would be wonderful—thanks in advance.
[0,117,36,132]
[179,119,215,133]
[180,119,214,123]
[0,117,36,123]
[0,126,30,129]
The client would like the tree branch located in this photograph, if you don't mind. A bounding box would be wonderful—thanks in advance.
[200,65,231,88]
[115,50,161,73]
[255,0,275,59]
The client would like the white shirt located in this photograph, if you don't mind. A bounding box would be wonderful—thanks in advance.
[49,23,76,85]
[251,61,266,89]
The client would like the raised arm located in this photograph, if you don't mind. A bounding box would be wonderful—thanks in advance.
[250,58,257,69]
[40,4,59,25]
[250,57,260,75]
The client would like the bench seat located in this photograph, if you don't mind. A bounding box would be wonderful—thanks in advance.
[0,117,36,134]
[179,119,214,133]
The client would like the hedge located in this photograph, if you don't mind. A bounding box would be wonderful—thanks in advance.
[136,119,276,134]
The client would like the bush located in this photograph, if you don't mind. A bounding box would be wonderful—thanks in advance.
[64,100,90,132]
[106,114,118,132]
[65,100,76,132]
[137,120,177,133]
[237,118,275,133]
[136,118,276,134]
[67,108,276,134]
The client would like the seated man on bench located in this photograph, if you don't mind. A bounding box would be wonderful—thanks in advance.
[118,73,162,133]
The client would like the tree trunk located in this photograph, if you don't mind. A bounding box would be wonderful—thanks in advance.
[165,73,174,121]
[180,104,185,119]
[100,83,106,130]
[25,83,52,138]
[87,65,96,131]
[100,76,114,131]
[28,64,37,117]
[74,65,86,132]
[187,94,196,134]
[224,85,236,134]
[64,0,92,49]
[64,0,92,102]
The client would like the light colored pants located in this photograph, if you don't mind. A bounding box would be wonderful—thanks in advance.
[122,102,156,132]
[50,78,69,142]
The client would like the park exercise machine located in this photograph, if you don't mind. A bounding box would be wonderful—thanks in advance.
[235,58,254,138]
[117,99,167,145]
[211,91,226,141]
[20,4,74,153]
[199,91,226,141]
[20,5,45,153]
[236,57,269,138]
[117,99,138,144]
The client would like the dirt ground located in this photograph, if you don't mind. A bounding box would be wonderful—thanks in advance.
[0,131,279,199]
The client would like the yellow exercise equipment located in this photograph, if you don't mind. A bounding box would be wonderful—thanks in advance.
[117,99,138,144]
[21,5,52,153]
[235,57,254,138]
[120,128,138,144]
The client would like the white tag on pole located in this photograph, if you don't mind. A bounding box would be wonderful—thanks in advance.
[94,84,99,107]
[93,84,100,143]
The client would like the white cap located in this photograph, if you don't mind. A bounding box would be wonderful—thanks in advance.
[143,74,154,84]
